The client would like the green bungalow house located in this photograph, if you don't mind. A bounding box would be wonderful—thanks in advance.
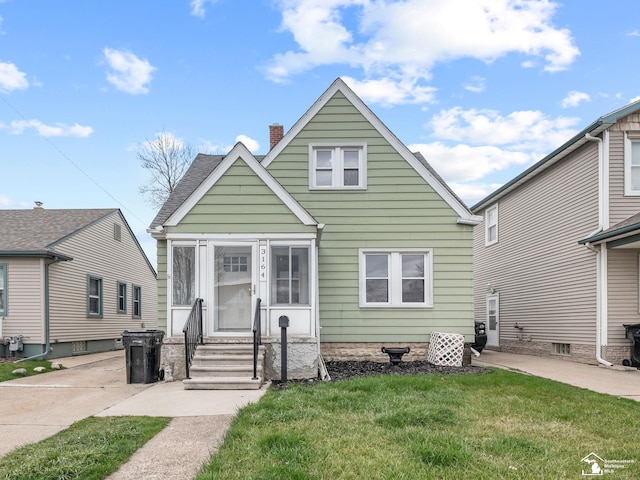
[149,78,480,388]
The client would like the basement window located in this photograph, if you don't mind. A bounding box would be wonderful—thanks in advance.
[72,341,87,353]
[551,343,571,356]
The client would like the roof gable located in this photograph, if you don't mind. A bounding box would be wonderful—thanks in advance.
[262,78,479,225]
[162,143,317,228]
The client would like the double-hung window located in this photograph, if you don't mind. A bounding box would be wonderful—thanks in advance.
[359,249,432,307]
[0,263,6,316]
[117,281,127,313]
[87,275,103,317]
[485,204,498,246]
[132,285,142,318]
[625,134,640,195]
[310,144,366,189]
[271,246,310,305]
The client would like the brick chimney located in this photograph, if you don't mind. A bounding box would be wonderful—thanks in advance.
[269,123,284,150]
[34,201,44,210]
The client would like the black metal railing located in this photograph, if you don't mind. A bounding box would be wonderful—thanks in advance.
[183,298,204,379]
[252,298,262,380]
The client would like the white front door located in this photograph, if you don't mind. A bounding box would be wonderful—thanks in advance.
[214,244,255,333]
[486,294,499,347]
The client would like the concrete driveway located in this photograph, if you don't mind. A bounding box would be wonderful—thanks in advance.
[0,352,151,457]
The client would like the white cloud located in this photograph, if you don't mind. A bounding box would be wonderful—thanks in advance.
[0,62,29,92]
[464,76,486,93]
[2,120,93,137]
[561,90,590,108]
[266,0,579,104]
[0,195,13,206]
[190,0,218,18]
[342,76,436,106]
[197,134,260,154]
[236,134,260,153]
[428,106,580,153]
[626,30,640,37]
[410,141,535,183]
[447,182,504,207]
[103,48,156,94]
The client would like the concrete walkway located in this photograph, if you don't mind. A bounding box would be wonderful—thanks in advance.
[0,350,268,479]
[474,349,640,401]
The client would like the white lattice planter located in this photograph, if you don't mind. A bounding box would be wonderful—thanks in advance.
[427,332,465,367]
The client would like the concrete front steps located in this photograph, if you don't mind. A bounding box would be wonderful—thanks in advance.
[183,343,265,390]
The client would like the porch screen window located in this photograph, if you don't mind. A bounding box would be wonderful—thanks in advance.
[87,275,103,317]
[271,246,310,305]
[310,144,366,189]
[173,246,195,306]
[0,263,6,316]
[360,250,432,307]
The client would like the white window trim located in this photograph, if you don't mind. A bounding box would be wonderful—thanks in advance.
[624,133,640,196]
[309,143,367,190]
[359,248,433,308]
[485,204,498,246]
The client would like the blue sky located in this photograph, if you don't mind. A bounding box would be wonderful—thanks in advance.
[2,0,640,265]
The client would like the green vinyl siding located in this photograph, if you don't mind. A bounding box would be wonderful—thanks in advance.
[169,158,315,235]
[268,91,474,342]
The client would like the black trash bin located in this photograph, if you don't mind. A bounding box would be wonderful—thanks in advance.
[622,323,640,368]
[122,330,164,384]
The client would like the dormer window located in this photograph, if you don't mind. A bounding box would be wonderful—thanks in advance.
[310,143,366,189]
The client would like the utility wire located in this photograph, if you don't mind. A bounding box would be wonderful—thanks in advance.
[0,94,148,228]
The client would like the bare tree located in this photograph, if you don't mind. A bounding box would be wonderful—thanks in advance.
[138,131,194,209]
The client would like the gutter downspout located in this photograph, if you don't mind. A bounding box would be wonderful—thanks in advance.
[584,133,613,367]
[16,256,64,363]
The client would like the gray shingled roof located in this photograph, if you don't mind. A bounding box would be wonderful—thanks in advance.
[0,208,118,254]
[149,153,266,229]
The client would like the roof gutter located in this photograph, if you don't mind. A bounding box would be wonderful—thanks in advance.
[0,250,73,261]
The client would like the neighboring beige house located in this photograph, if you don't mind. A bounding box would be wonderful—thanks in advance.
[150,78,481,386]
[472,101,640,366]
[0,205,157,359]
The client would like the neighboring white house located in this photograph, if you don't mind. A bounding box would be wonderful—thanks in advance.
[472,101,640,366]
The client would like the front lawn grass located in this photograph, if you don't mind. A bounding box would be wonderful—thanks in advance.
[0,359,53,382]
[197,368,640,479]
[0,416,170,480]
